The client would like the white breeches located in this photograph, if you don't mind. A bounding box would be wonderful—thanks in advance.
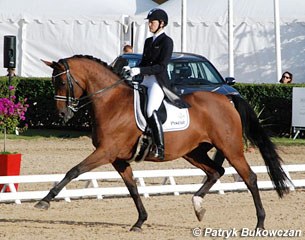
[142,75,164,117]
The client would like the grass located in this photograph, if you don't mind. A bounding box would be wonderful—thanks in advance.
[1,129,305,145]
[0,128,90,140]
[271,137,305,146]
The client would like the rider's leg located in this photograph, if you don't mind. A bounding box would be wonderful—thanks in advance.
[147,110,164,159]
[142,76,164,159]
[142,76,164,117]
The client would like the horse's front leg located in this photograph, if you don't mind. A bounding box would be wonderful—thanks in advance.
[112,160,148,232]
[34,148,109,210]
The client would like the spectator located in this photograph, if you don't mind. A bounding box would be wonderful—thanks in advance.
[279,71,293,84]
[6,68,16,77]
[123,44,133,54]
[110,45,132,74]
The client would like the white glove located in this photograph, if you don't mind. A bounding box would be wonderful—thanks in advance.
[122,65,131,79]
[130,67,141,77]
[122,65,131,73]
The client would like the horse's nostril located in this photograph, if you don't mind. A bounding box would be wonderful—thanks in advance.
[59,112,65,118]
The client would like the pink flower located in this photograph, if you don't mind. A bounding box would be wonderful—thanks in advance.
[0,94,28,134]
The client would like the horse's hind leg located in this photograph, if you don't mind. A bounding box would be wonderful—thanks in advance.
[112,160,148,232]
[184,145,225,221]
[224,148,266,229]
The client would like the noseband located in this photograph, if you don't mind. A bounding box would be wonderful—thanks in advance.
[52,59,124,112]
[53,59,80,112]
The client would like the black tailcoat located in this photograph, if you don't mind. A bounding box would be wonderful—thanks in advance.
[139,33,190,109]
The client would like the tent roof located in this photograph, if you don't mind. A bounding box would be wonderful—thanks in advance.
[0,0,158,22]
[155,0,305,24]
[160,0,227,24]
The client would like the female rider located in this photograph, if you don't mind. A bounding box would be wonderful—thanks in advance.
[127,8,189,160]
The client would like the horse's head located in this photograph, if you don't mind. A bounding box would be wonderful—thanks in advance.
[42,59,85,123]
[43,55,124,123]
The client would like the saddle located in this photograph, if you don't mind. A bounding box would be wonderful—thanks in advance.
[133,86,189,132]
[130,84,189,162]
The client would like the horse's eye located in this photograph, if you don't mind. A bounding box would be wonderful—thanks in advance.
[53,78,66,87]
[52,75,66,86]
[56,78,66,86]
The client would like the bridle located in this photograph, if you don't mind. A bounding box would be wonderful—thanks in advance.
[52,59,125,112]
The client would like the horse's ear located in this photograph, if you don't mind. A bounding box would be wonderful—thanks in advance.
[41,59,54,68]
[41,59,60,69]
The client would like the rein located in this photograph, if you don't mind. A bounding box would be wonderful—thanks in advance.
[53,59,125,112]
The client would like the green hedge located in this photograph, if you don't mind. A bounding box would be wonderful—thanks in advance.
[1,77,305,136]
[235,83,291,136]
[0,77,91,130]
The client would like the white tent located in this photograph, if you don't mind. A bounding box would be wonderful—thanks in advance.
[0,0,158,77]
[133,0,305,83]
[1,0,305,83]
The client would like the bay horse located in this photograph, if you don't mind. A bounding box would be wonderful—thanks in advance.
[35,55,291,231]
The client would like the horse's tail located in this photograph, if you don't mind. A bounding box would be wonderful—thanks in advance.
[231,95,292,198]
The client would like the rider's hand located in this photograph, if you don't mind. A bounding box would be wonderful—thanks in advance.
[122,66,131,79]
[122,66,131,74]
[130,67,141,77]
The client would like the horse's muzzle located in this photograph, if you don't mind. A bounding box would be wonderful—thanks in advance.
[59,107,74,123]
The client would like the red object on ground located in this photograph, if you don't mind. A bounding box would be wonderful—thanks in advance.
[0,153,22,192]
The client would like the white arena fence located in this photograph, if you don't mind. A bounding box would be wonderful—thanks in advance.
[1,164,305,204]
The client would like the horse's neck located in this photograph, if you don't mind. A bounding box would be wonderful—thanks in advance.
[74,60,133,123]
[86,67,120,94]
[90,85,134,146]
[87,70,133,118]
[81,63,137,145]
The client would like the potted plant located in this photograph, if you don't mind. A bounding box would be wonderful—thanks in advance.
[0,85,28,192]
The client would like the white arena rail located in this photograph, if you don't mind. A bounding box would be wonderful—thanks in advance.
[0,164,305,204]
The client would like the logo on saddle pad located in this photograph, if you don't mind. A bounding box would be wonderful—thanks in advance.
[134,89,190,132]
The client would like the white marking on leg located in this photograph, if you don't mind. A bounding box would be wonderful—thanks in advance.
[192,196,203,211]
[192,196,206,221]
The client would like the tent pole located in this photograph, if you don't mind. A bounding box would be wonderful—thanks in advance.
[181,0,187,52]
[19,19,26,77]
[228,0,234,77]
[274,0,282,82]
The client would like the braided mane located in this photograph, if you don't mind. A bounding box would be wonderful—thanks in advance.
[63,54,121,76]
[59,54,112,72]
[71,54,109,67]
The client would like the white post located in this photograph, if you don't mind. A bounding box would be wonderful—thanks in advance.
[228,0,234,77]
[122,15,130,50]
[18,19,26,77]
[274,0,282,82]
[181,0,187,52]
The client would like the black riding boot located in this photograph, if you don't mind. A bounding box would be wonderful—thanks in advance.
[147,110,164,160]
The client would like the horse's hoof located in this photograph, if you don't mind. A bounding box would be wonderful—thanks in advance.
[130,226,142,232]
[256,226,265,230]
[192,196,206,222]
[34,200,50,210]
[194,207,206,222]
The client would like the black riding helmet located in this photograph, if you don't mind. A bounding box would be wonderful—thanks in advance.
[146,8,168,26]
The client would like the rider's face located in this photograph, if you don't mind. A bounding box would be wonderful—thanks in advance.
[148,20,164,33]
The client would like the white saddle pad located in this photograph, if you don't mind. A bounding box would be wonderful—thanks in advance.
[134,89,190,132]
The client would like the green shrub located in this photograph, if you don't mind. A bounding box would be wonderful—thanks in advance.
[0,77,91,131]
[235,83,305,136]
[1,77,304,136]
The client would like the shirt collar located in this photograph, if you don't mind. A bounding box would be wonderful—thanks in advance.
[153,29,165,42]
